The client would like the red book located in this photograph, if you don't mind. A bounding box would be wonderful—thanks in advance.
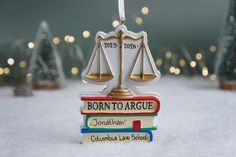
[81,95,160,115]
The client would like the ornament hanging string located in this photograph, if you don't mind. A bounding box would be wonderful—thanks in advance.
[118,0,126,24]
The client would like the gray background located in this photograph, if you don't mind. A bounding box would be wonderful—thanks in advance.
[0,0,230,49]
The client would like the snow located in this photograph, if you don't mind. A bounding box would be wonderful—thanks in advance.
[0,77,236,157]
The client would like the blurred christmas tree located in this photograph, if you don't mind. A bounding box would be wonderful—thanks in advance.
[29,21,65,89]
[216,0,236,90]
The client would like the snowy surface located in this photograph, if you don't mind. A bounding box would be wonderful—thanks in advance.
[0,77,236,157]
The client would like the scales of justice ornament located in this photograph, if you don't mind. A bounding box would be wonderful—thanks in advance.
[80,0,161,144]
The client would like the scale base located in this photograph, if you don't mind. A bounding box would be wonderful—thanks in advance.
[107,87,134,98]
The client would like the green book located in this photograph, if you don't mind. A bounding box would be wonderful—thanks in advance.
[84,115,157,131]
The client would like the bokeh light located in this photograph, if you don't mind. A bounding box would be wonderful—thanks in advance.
[112,20,119,28]
[19,61,27,68]
[135,17,143,25]
[83,31,90,38]
[190,61,197,68]
[53,37,60,45]
[7,58,15,65]
[141,7,149,15]
[28,42,35,49]
[71,67,79,76]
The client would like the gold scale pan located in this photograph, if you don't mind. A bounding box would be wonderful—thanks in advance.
[85,37,113,82]
[129,37,157,81]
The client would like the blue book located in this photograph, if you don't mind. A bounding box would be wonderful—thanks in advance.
[81,128,154,143]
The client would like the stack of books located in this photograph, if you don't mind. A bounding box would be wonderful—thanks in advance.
[80,95,160,143]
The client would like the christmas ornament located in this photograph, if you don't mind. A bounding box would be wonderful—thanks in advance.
[29,21,65,90]
[80,0,161,143]
[216,0,236,90]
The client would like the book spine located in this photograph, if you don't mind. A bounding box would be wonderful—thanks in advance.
[85,115,157,130]
[81,129,153,143]
[81,96,160,115]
